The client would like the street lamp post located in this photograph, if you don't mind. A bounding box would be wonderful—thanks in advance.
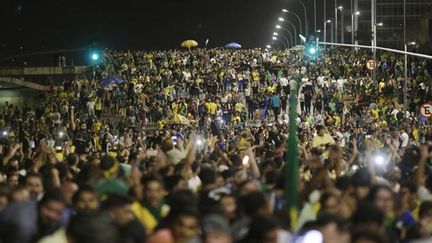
[272,36,287,49]
[278,18,298,45]
[404,41,415,111]
[282,9,304,36]
[325,20,334,43]
[290,0,308,35]
[324,0,326,42]
[371,0,377,83]
[276,25,294,47]
[338,6,344,43]
[335,0,338,42]
[314,0,317,33]
[274,32,292,48]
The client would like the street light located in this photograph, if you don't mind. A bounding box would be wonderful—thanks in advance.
[288,0,308,35]
[377,22,383,26]
[355,11,360,15]
[324,19,334,43]
[278,17,298,45]
[266,45,271,49]
[337,5,344,43]
[274,32,292,48]
[275,27,294,47]
[282,9,304,36]
[272,36,287,49]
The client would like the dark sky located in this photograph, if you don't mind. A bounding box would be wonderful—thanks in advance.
[0,0,295,52]
[1,0,340,64]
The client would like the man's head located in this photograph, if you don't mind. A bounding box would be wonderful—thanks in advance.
[141,176,165,207]
[72,186,99,213]
[66,213,119,243]
[25,173,44,200]
[38,189,66,226]
[102,194,133,226]
[316,125,326,137]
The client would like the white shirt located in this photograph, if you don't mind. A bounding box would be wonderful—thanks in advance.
[279,77,288,87]
[400,132,409,148]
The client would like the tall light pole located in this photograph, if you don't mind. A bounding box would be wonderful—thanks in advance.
[273,32,292,47]
[403,0,407,111]
[338,6,344,43]
[325,20,334,43]
[352,10,360,44]
[278,18,298,45]
[272,36,287,49]
[282,9,304,36]
[324,0,326,42]
[335,0,338,43]
[371,0,377,83]
[290,0,308,35]
[314,0,317,33]
[276,25,295,46]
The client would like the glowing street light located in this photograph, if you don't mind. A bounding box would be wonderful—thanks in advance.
[275,25,282,29]
[91,53,99,61]
[273,32,279,36]
[355,11,360,15]
[266,45,271,49]
[377,22,383,26]
[272,36,278,40]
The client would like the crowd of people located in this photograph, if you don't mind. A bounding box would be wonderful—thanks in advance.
[0,46,431,243]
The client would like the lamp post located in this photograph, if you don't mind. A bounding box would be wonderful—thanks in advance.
[335,0,338,42]
[325,20,334,43]
[371,0,377,83]
[404,41,416,111]
[276,25,295,46]
[352,10,360,44]
[272,36,287,49]
[274,32,292,48]
[324,0,326,42]
[278,18,298,45]
[338,6,344,43]
[314,0,317,33]
[282,9,304,36]
[290,0,308,35]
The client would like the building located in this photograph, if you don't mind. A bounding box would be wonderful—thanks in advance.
[354,0,432,48]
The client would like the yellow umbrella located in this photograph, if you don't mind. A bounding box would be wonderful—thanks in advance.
[180,40,199,48]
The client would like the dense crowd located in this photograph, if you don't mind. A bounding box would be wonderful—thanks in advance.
[0,46,431,243]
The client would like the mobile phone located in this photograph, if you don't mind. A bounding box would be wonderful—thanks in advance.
[29,140,36,149]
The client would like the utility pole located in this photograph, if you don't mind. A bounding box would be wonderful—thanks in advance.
[371,0,377,83]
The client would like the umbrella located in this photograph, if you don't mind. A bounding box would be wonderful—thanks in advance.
[225,42,242,49]
[100,76,125,86]
[181,40,199,49]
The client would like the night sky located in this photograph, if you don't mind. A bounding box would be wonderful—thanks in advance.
[0,0,334,62]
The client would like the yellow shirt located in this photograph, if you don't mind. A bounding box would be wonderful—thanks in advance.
[235,103,245,112]
[206,102,217,115]
[312,134,335,148]
[334,116,341,127]
[171,102,179,114]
